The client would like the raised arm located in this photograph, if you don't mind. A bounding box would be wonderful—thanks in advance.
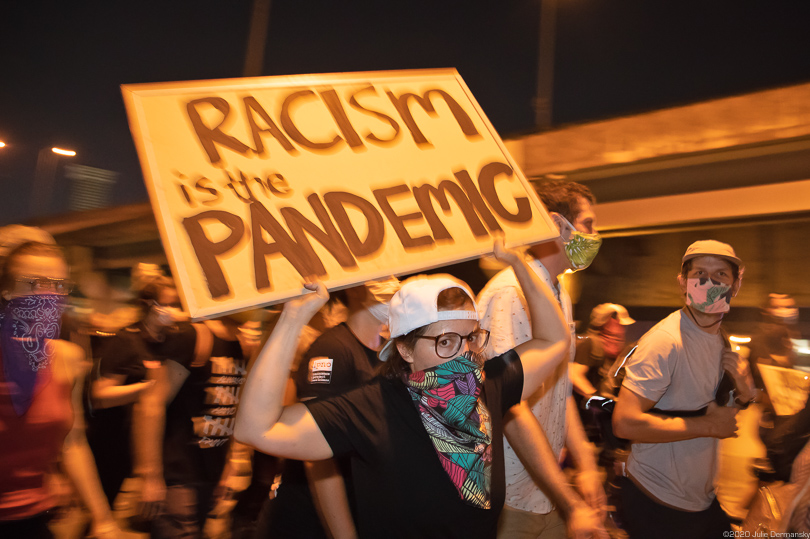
[233,282,334,460]
[492,239,570,399]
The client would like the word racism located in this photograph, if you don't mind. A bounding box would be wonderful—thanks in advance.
[185,85,482,165]
[182,160,531,299]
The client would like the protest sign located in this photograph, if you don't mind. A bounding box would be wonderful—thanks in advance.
[123,69,556,319]
[759,364,810,416]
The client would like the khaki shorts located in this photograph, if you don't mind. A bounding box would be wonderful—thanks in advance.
[496,505,567,539]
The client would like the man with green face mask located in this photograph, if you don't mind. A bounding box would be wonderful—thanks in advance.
[478,181,606,539]
[612,240,757,538]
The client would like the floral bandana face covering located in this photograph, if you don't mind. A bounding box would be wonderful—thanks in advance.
[0,294,66,415]
[405,354,492,509]
[685,277,733,314]
[559,216,602,271]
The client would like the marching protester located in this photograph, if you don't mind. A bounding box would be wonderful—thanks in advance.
[260,278,399,538]
[571,303,635,405]
[0,236,119,538]
[477,180,607,538]
[235,238,579,538]
[612,240,757,538]
[134,279,249,538]
[84,276,174,507]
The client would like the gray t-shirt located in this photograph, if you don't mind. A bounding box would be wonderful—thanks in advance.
[622,309,725,511]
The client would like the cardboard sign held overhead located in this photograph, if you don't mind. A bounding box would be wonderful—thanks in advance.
[122,69,557,319]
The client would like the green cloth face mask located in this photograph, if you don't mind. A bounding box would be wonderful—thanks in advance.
[559,215,602,271]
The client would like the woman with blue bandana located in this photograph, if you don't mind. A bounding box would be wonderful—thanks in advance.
[0,241,119,538]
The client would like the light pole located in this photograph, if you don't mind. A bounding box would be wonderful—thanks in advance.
[30,147,76,216]
[535,0,557,131]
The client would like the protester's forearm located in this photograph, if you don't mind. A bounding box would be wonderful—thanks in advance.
[569,364,598,398]
[62,428,116,526]
[305,459,359,539]
[132,372,167,479]
[503,402,588,516]
[92,380,152,409]
[564,397,598,472]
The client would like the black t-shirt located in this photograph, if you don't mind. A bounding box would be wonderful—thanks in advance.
[294,323,381,400]
[305,349,523,539]
[281,323,382,503]
[162,324,247,485]
[97,325,158,384]
[86,325,160,463]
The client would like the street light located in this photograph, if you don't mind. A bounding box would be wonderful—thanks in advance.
[535,0,558,131]
[0,141,6,148]
[30,147,77,215]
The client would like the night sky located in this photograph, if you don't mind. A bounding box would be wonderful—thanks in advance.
[1,0,809,225]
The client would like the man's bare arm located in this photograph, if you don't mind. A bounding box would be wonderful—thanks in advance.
[612,386,738,443]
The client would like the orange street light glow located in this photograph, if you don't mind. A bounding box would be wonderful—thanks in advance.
[0,141,6,148]
[52,147,76,156]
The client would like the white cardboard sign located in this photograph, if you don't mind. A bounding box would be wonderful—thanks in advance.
[123,69,556,319]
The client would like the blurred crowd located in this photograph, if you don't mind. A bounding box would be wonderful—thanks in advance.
[1,180,808,539]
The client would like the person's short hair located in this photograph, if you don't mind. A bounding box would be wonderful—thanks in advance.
[533,180,596,224]
[0,241,65,295]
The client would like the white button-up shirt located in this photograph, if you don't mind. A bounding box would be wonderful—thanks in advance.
[477,257,575,514]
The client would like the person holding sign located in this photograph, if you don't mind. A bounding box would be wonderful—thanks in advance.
[612,240,757,538]
[260,278,399,539]
[235,238,575,538]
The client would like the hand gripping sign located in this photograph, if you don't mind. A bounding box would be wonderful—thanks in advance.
[122,69,557,319]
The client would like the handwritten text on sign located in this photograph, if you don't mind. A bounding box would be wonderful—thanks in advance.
[123,69,556,318]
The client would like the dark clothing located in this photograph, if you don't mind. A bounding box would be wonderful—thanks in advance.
[154,324,246,538]
[305,349,523,539]
[763,395,810,481]
[151,483,216,539]
[265,323,381,538]
[618,476,731,539]
[293,323,381,399]
[86,325,157,504]
[574,331,611,395]
[163,326,245,486]
[0,511,54,538]
[747,323,797,392]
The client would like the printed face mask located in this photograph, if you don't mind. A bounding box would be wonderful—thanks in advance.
[405,355,492,509]
[0,294,67,415]
[685,277,733,314]
[600,317,626,359]
[559,215,602,271]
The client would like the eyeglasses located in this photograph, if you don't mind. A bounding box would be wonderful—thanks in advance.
[15,276,74,296]
[417,328,490,359]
